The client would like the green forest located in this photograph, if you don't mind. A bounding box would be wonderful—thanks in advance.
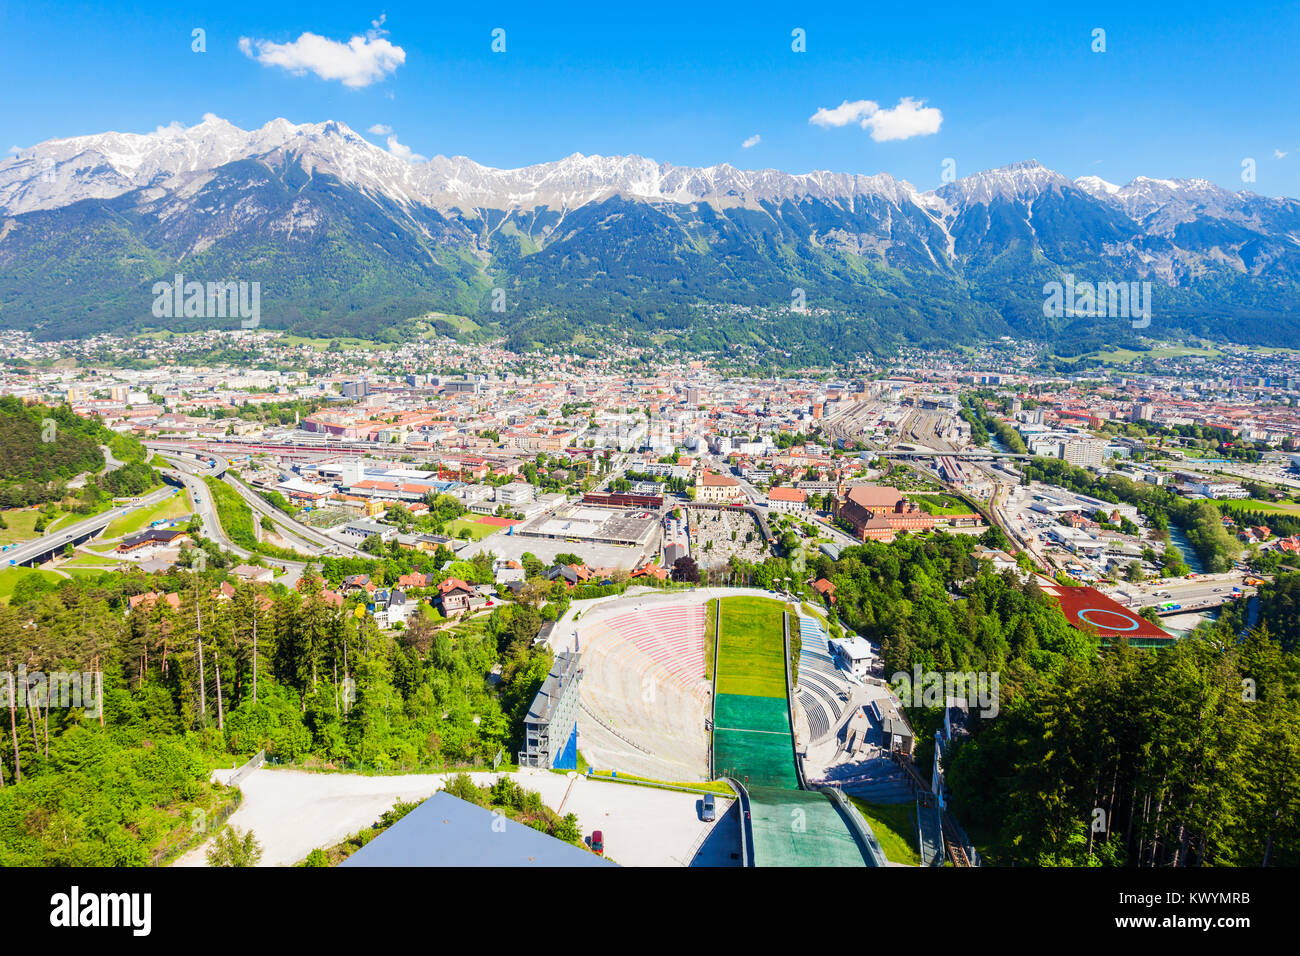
[0,567,554,865]
[0,396,155,509]
[805,534,1300,867]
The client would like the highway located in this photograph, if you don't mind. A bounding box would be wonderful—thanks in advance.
[3,485,177,568]
[155,455,319,589]
[1107,576,1255,615]
[146,442,368,560]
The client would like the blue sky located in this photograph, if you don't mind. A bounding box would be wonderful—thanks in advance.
[3,0,1298,195]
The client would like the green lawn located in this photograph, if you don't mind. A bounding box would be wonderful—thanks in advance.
[61,552,124,571]
[714,596,787,698]
[912,493,975,516]
[0,509,45,546]
[0,504,113,545]
[0,567,63,603]
[1055,345,1224,366]
[204,477,257,550]
[445,516,501,541]
[713,596,798,789]
[103,489,190,539]
[277,334,387,351]
[1219,498,1300,517]
[850,798,921,866]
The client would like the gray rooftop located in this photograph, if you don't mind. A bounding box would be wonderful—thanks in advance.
[526,651,581,726]
[340,791,614,867]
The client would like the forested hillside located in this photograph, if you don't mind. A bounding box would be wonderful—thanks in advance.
[803,534,1300,867]
[0,396,154,508]
[0,567,555,865]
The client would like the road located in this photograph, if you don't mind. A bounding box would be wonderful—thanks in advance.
[147,442,368,560]
[225,473,367,558]
[3,485,176,568]
[158,456,315,589]
[1107,575,1254,614]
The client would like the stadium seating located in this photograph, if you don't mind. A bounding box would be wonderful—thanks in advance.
[574,600,712,781]
[794,611,858,744]
[597,604,707,690]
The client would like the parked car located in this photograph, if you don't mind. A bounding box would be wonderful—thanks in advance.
[701,793,716,822]
[590,830,604,855]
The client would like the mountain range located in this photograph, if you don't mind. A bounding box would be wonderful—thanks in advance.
[3,115,1299,356]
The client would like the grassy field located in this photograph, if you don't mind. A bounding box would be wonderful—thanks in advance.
[277,334,388,350]
[103,489,190,539]
[0,566,63,603]
[1219,498,1300,517]
[445,516,501,541]
[1056,345,1224,366]
[0,509,45,546]
[60,555,124,577]
[850,798,921,866]
[713,596,798,789]
[715,596,787,698]
[912,492,975,516]
[204,476,257,550]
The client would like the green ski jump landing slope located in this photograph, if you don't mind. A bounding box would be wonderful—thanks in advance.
[711,596,872,867]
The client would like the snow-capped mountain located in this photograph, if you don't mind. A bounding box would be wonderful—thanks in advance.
[0,115,926,218]
[2,115,1300,348]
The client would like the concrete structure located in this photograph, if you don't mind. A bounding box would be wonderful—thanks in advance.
[496,482,536,506]
[514,503,659,549]
[520,651,583,770]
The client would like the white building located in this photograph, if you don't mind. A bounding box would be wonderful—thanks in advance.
[828,636,875,679]
[496,482,536,506]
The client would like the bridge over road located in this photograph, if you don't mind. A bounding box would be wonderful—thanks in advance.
[3,485,178,568]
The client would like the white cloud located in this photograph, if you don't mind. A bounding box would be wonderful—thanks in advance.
[1274,148,1288,159]
[386,134,425,163]
[239,18,405,88]
[368,123,393,135]
[810,99,878,128]
[741,134,761,149]
[809,96,943,142]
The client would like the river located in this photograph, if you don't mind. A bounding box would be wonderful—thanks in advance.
[1165,523,1208,575]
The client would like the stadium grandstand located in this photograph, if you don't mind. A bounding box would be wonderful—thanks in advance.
[793,611,855,744]
[571,599,712,781]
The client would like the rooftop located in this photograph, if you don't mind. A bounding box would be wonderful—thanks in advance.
[339,790,613,868]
